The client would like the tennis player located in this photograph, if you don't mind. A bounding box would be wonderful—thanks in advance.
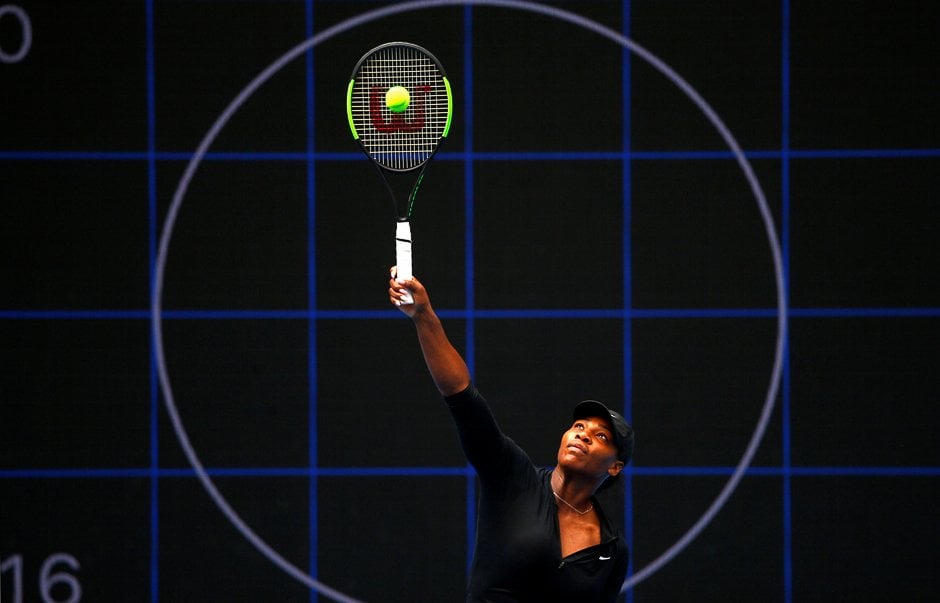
[389,269,634,602]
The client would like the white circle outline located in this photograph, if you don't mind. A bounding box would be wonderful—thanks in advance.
[151,1,788,600]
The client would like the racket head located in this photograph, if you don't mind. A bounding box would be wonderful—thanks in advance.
[346,42,453,173]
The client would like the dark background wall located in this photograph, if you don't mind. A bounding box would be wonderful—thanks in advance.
[2,1,937,602]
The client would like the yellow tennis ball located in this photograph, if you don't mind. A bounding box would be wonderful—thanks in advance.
[385,86,410,113]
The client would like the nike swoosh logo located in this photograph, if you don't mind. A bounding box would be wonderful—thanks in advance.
[599,555,612,561]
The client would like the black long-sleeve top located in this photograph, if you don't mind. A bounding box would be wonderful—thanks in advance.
[445,384,629,603]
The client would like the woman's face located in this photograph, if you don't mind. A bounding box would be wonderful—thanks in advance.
[556,416,624,479]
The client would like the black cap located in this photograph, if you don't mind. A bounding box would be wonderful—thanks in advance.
[573,400,634,464]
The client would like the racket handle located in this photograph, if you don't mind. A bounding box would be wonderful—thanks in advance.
[395,220,414,305]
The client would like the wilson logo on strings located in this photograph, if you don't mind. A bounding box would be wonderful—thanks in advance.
[369,85,431,133]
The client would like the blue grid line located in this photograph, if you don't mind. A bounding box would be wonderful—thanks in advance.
[0,310,153,319]
[462,3,478,577]
[780,1,794,601]
[304,1,319,599]
[145,0,159,600]
[621,2,636,599]
[4,148,939,163]
[788,307,940,318]
[5,465,935,480]
[3,307,938,321]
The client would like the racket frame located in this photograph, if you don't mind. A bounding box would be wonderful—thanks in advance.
[346,42,453,304]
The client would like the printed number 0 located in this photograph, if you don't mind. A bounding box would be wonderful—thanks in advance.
[0,4,32,63]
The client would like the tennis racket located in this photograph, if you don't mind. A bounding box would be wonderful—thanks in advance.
[346,42,453,304]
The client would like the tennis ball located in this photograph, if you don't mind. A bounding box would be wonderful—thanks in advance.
[385,86,410,113]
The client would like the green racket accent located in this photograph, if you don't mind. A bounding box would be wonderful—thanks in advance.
[346,79,359,140]
[442,77,453,138]
[406,172,425,219]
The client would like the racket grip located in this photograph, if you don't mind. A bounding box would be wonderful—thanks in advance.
[395,220,414,305]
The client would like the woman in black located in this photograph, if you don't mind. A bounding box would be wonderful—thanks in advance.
[389,270,635,602]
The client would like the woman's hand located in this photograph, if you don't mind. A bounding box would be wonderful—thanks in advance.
[388,266,430,318]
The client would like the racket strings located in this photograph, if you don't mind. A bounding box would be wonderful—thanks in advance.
[350,47,450,171]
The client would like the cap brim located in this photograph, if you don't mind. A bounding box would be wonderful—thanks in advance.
[573,400,619,444]
[573,399,632,463]
[573,400,615,424]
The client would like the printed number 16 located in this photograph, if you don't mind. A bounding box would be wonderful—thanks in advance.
[1,553,83,603]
